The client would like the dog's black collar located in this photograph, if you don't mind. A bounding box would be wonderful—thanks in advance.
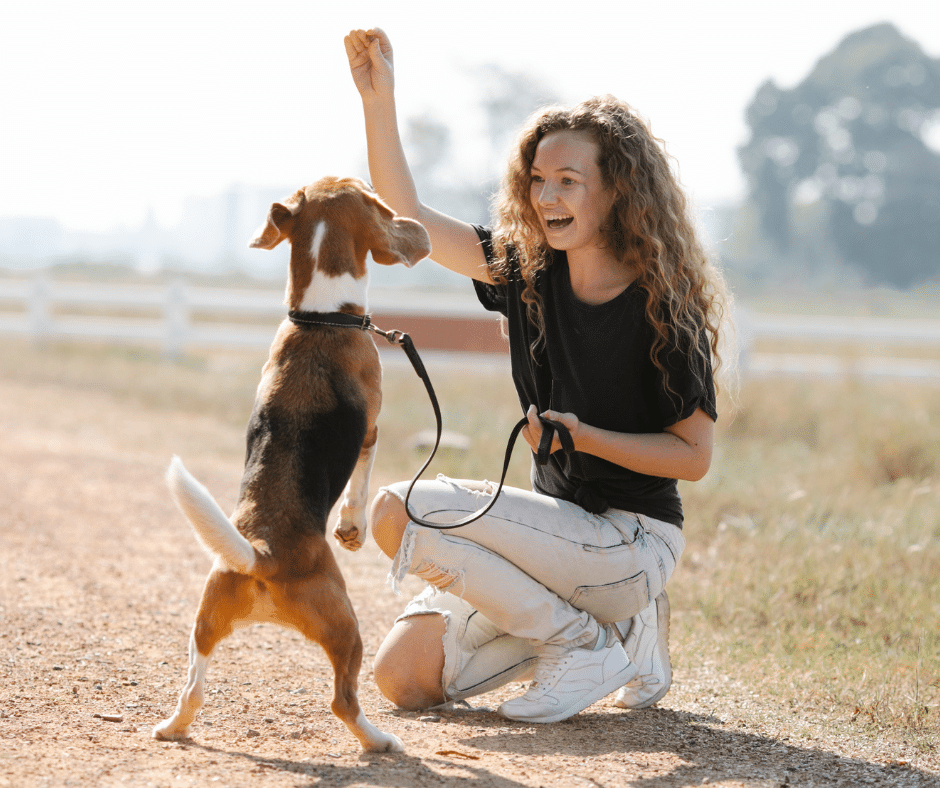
[288,310,373,331]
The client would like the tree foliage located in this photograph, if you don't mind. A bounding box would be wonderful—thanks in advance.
[739,23,940,286]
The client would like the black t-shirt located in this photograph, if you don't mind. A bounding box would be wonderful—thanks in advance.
[472,225,717,528]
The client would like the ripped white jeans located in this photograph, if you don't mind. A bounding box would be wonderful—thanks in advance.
[382,475,685,701]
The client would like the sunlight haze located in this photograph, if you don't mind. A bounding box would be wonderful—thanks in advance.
[2,0,938,233]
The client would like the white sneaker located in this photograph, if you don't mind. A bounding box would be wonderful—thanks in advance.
[613,590,672,709]
[498,627,638,723]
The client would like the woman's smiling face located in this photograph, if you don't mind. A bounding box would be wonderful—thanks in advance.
[529,129,616,254]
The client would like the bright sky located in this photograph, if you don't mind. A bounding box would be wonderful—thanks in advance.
[2,0,938,232]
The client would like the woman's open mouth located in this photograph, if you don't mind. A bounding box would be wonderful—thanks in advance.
[545,215,573,229]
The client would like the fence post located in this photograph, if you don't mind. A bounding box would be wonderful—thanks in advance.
[29,274,51,346]
[164,279,189,358]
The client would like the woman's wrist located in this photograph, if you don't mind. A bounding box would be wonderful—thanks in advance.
[361,93,398,124]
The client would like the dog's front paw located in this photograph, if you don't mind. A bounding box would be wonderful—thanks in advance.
[333,512,366,552]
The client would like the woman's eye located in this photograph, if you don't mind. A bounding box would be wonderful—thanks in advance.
[531,175,544,183]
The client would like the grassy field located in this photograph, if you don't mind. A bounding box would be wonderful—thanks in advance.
[682,378,940,752]
[3,334,938,762]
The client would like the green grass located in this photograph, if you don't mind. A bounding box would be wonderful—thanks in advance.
[2,337,938,752]
[677,378,940,751]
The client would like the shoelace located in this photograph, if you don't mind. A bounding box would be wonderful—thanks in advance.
[525,652,577,697]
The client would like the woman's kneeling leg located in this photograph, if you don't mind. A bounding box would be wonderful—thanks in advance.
[373,614,447,710]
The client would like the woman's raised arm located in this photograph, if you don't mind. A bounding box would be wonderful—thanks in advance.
[344,28,493,283]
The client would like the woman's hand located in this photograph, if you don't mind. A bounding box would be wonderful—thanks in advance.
[344,28,394,103]
[521,405,715,482]
[521,405,580,456]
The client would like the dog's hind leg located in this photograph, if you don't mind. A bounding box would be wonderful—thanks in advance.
[326,629,404,753]
[333,425,378,552]
[152,629,214,741]
[277,556,404,752]
[153,570,253,741]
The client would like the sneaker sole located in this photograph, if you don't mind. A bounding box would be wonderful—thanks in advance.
[613,677,671,710]
[498,660,639,724]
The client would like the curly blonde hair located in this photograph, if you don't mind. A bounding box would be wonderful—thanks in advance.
[490,95,731,398]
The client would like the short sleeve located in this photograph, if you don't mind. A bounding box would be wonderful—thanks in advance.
[471,224,510,316]
[657,329,718,426]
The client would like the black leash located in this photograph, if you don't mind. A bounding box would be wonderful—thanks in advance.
[288,309,575,529]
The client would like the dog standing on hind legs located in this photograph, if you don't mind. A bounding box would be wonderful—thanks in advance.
[152,176,430,753]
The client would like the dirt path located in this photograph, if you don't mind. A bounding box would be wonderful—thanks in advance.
[1,378,937,787]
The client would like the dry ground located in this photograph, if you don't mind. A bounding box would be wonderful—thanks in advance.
[2,372,938,788]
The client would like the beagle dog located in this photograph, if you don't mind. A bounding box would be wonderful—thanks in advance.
[152,176,430,752]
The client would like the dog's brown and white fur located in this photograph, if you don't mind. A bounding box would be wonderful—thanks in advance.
[152,177,430,752]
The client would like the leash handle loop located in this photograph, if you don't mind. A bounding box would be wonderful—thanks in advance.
[536,416,573,466]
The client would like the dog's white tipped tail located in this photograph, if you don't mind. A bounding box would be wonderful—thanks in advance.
[166,457,257,574]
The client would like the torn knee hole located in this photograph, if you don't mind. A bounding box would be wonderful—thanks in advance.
[413,560,461,591]
[450,478,496,496]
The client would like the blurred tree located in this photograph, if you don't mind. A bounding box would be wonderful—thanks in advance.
[738,23,940,286]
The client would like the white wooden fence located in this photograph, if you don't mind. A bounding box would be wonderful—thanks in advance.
[1,276,938,379]
[735,309,940,380]
[0,277,288,356]
[0,276,490,357]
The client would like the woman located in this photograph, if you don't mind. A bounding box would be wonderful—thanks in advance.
[344,28,728,723]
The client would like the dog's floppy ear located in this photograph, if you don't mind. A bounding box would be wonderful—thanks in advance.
[248,202,294,250]
[361,192,431,267]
